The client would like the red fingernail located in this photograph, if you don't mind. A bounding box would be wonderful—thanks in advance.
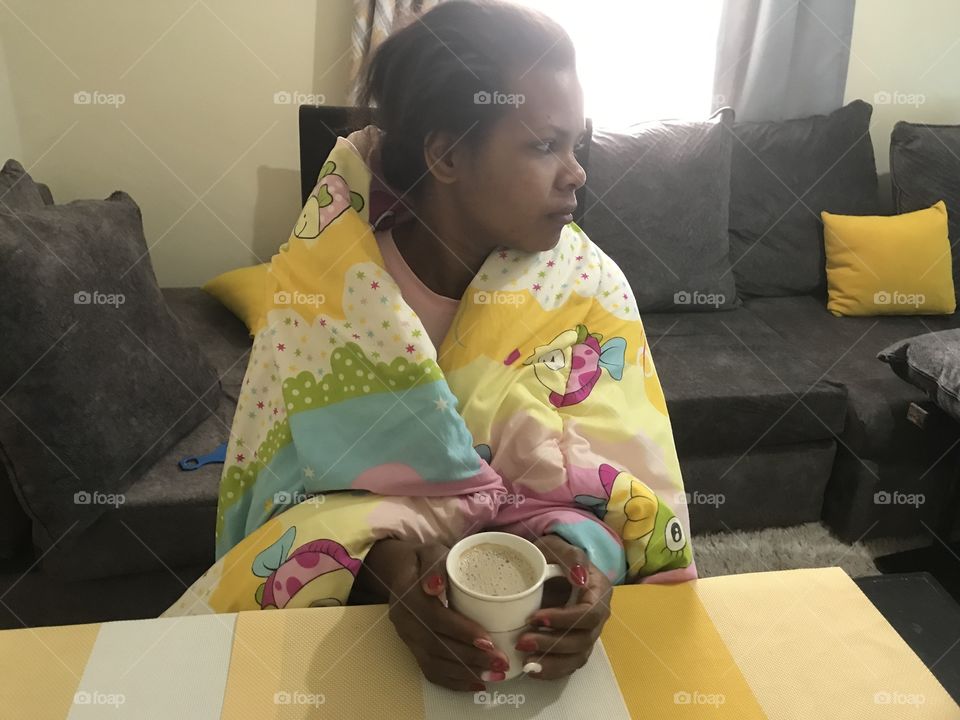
[470,682,486,692]
[491,656,509,672]
[515,637,537,652]
[426,574,444,593]
[531,615,550,628]
[473,638,495,651]
[571,564,588,587]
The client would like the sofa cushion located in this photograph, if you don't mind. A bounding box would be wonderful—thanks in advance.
[890,121,960,304]
[0,159,46,210]
[640,307,847,457]
[0,193,221,547]
[36,182,54,205]
[681,439,836,533]
[0,159,48,559]
[729,100,880,298]
[582,110,740,312]
[742,296,960,458]
[821,201,956,317]
[878,329,960,424]
[39,288,252,580]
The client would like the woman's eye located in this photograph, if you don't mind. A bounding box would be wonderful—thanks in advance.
[534,140,555,154]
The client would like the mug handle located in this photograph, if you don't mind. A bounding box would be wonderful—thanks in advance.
[521,564,581,676]
[544,563,580,608]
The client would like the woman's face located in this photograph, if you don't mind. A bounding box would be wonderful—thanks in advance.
[454,65,587,254]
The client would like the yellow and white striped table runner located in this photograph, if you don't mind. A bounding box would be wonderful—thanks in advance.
[2,567,956,718]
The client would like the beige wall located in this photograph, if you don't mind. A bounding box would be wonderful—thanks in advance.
[845,0,960,174]
[1,0,354,287]
[3,2,959,286]
[0,35,21,161]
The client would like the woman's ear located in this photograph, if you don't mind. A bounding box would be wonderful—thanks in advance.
[422,129,463,186]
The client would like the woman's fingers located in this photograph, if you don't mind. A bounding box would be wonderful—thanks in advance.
[419,654,505,687]
[528,558,611,632]
[534,534,590,589]
[414,543,450,599]
[529,590,608,631]
[524,645,594,681]
[406,619,501,669]
[514,627,599,656]
[390,547,511,671]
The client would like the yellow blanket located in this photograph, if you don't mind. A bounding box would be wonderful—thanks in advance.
[164,128,695,615]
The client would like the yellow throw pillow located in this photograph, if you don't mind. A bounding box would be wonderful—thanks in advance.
[202,263,270,336]
[822,200,956,317]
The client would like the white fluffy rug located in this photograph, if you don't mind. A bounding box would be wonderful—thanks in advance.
[692,522,933,579]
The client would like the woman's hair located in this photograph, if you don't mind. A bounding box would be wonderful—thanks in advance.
[357,0,576,200]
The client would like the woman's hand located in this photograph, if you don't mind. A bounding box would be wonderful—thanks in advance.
[363,539,512,691]
[517,534,613,680]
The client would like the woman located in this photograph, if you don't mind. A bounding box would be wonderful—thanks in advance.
[164,0,695,694]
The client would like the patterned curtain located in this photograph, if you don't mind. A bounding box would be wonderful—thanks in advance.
[348,0,448,105]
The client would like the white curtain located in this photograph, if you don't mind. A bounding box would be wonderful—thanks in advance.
[713,0,857,122]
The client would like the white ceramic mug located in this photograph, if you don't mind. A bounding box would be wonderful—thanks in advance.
[445,531,576,680]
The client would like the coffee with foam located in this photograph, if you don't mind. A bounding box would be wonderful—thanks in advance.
[457,542,538,597]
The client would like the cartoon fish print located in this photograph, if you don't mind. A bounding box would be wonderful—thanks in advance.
[578,463,691,576]
[252,527,362,609]
[522,324,626,407]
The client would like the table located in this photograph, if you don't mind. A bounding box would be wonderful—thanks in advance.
[856,572,960,705]
[1,567,957,718]
[873,399,960,601]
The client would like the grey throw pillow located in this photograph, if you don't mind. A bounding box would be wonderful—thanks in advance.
[0,190,220,544]
[0,159,46,211]
[878,329,960,424]
[891,121,960,304]
[582,109,739,312]
[0,159,46,559]
[729,100,880,298]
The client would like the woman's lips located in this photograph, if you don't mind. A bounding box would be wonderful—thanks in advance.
[547,212,574,224]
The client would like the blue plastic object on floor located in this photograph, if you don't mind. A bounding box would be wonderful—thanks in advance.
[178,441,228,471]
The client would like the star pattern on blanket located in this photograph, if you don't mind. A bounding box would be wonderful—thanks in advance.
[468,225,637,319]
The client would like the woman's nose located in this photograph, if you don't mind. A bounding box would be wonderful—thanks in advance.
[559,158,587,192]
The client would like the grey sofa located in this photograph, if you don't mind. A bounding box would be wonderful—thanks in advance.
[3,104,959,629]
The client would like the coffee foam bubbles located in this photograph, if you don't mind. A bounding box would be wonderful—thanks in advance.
[457,543,538,597]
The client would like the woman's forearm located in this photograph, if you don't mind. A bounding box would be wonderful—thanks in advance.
[348,538,409,604]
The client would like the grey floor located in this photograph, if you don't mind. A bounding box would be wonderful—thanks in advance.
[693,522,938,579]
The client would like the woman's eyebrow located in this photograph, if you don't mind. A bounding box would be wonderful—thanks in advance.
[538,124,588,142]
